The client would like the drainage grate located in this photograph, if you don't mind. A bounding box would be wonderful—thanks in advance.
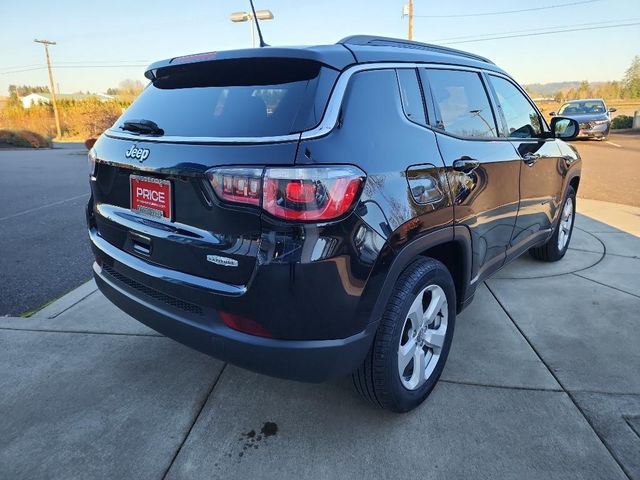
[103,264,204,316]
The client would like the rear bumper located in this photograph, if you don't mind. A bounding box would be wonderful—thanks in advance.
[91,230,378,382]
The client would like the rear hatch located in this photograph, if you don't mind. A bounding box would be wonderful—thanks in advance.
[90,57,339,286]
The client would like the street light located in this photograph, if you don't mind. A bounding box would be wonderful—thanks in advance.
[230,9,274,47]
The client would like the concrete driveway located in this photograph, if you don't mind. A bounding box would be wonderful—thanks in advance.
[1,200,639,480]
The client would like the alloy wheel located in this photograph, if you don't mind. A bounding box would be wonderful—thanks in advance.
[557,196,574,251]
[397,284,448,390]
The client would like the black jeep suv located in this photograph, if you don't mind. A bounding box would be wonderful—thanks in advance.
[87,36,581,412]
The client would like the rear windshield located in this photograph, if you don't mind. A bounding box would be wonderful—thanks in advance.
[115,58,337,138]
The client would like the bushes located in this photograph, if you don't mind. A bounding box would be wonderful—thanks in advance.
[0,98,129,139]
[58,99,124,138]
[611,115,633,129]
[0,104,57,138]
[0,129,52,148]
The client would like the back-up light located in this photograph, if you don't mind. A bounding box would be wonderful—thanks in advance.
[206,166,365,221]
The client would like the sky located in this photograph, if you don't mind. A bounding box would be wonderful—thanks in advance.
[1,0,639,95]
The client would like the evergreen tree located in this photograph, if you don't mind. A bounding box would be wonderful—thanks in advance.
[622,55,640,99]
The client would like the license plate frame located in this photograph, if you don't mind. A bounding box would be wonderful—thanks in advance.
[130,174,172,220]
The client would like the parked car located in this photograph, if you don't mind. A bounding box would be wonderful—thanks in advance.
[87,35,581,412]
[550,98,616,140]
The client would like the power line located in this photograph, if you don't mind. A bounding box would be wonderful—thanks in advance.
[0,64,148,75]
[0,64,41,72]
[439,21,640,45]
[429,18,640,43]
[0,60,151,72]
[414,0,602,18]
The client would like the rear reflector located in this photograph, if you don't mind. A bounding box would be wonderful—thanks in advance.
[219,311,271,338]
[206,166,365,222]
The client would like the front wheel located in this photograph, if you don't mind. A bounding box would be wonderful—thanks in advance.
[529,186,576,262]
[353,257,456,412]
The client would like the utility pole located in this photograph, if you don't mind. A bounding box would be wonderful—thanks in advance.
[408,0,414,40]
[34,39,61,139]
[402,1,414,40]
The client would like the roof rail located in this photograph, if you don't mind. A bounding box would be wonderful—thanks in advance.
[338,35,494,65]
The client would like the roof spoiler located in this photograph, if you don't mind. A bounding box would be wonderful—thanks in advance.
[143,46,354,80]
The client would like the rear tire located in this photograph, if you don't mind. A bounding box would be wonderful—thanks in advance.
[353,257,456,413]
[529,186,576,262]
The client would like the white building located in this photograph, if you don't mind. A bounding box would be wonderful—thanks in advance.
[20,92,114,108]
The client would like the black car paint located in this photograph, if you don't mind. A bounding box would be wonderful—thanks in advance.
[87,38,581,382]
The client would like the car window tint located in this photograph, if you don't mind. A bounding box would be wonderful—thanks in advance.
[558,100,606,115]
[116,58,336,137]
[489,75,542,138]
[396,69,426,126]
[426,69,497,138]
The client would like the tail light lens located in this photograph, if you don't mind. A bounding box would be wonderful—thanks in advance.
[263,167,364,221]
[206,166,365,222]
[88,148,97,176]
[207,167,263,206]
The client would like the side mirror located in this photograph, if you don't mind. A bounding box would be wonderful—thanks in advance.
[608,107,617,113]
[550,117,579,140]
[549,111,556,116]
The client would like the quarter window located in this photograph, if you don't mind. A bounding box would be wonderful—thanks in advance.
[396,69,427,126]
[425,69,497,138]
[489,75,543,138]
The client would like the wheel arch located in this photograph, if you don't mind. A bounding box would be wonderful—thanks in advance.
[367,226,473,326]
[569,175,580,194]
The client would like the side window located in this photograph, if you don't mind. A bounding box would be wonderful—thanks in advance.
[396,69,427,126]
[488,75,543,138]
[425,69,497,138]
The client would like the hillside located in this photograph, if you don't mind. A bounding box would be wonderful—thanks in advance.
[523,81,607,96]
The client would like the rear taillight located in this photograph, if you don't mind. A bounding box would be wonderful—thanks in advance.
[207,167,263,206]
[206,166,365,222]
[263,167,364,221]
[88,148,97,176]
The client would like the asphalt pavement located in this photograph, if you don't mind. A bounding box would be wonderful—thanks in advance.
[0,143,92,316]
[571,132,640,206]
[1,202,638,479]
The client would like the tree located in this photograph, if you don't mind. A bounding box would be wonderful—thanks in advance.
[106,79,145,97]
[8,85,50,96]
[622,55,640,99]
[7,89,21,108]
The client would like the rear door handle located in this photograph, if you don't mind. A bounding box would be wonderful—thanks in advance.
[523,153,540,166]
[453,158,480,173]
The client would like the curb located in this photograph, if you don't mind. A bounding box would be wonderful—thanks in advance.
[32,280,98,319]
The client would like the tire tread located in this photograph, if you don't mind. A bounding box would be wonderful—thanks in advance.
[352,257,455,412]
[529,186,576,262]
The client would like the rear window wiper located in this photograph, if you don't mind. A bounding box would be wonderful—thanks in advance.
[120,119,164,136]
